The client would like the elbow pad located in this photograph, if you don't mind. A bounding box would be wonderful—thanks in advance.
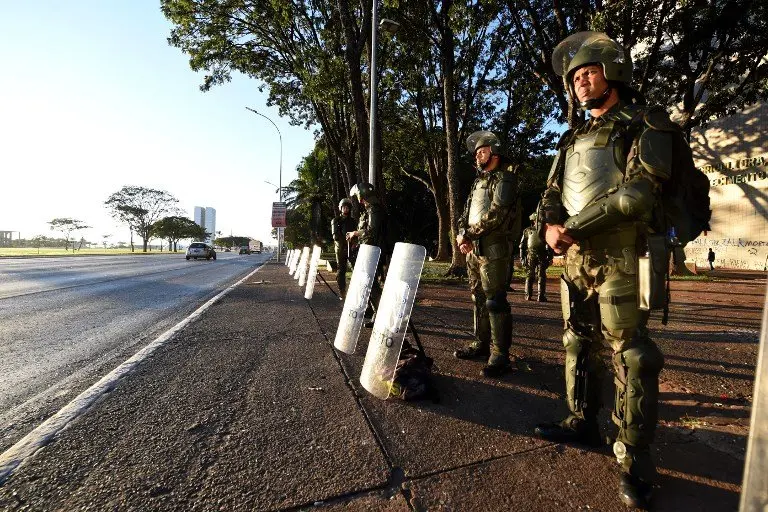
[563,178,655,239]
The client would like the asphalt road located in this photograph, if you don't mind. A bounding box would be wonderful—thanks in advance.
[0,252,269,454]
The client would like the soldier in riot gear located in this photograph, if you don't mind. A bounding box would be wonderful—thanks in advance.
[534,32,672,509]
[332,198,357,299]
[346,182,388,326]
[519,213,552,302]
[453,130,520,378]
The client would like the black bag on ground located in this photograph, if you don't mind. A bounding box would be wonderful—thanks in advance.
[388,340,438,402]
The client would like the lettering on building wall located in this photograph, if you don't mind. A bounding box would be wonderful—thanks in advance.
[689,238,768,248]
[699,155,768,187]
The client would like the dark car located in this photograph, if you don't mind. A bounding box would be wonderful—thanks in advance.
[186,242,217,261]
[238,246,251,255]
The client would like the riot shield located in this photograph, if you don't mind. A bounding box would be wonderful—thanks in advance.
[740,283,768,511]
[289,248,302,276]
[304,245,323,299]
[297,247,311,286]
[333,244,381,354]
[359,242,426,399]
[286,249,294,267]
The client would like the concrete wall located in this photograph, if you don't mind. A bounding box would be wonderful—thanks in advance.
[685,102,768,270]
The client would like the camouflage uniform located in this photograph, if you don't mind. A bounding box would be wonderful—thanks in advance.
[331,199,357,298]
[519,223,553,301]
[454,131,520,376]
[536,31,675,509]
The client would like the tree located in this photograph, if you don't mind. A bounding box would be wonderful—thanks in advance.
[152,216,206,252]
[214,236,252,249]
[104,186,180,253]
[48,218,90,251]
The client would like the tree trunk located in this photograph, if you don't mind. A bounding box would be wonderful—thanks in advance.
[336,0,370,177]
[438,1,465,274]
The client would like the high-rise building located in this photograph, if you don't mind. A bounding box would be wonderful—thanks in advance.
[193,206,216,242]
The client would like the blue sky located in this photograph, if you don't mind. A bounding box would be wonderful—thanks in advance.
[0,1,316,246]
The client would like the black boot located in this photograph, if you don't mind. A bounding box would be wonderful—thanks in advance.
[619,473,653,510]
[454,342,490,360]
[481,360,512,378]
[534,416,602,447]
[537,295,547,302]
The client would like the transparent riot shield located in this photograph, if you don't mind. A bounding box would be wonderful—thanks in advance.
[740,283,768,511]
[297,247,311,286]
[289,248,302,276]
[359,243,426,399]
[289,249,298,270]
[333,244,381,354]
[304,245,323,300]
[286,249,294,267]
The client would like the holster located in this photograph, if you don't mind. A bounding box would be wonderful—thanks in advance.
[638,234,668,311]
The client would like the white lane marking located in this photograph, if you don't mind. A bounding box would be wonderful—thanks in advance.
[0,262,267,484]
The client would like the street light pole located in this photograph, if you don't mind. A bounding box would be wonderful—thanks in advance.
[368,2,379,185]
[246,106,284,262]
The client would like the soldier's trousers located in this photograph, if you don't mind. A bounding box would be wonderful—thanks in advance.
[467,243,513,364]
[524,257,547,299]
[334,243,348,296]
[559,232,664,482]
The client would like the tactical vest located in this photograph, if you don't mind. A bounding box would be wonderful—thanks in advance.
[468,179,492,227]
[562,125,625,216]
[526,228,544,254]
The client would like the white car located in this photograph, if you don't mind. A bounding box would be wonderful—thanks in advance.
[186,242,217,261]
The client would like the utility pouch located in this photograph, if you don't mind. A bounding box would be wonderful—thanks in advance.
[638,234,668,311]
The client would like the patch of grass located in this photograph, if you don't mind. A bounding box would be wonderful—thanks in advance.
[421,261,459,283]
[679,414,707,429]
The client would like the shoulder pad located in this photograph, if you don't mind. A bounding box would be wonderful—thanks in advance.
[614,103,644,123]
[643,106,679,132]
[493,170,517,207]
[555,129,573,150]
[638,127,674,180]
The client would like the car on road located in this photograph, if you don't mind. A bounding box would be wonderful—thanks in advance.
[238,246,251,255]
[186,242,217,261]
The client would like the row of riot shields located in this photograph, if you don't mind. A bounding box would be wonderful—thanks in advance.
[285,242,427,401]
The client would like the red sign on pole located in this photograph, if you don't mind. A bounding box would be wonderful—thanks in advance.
[272,202,287,228]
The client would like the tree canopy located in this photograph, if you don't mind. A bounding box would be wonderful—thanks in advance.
[163,0,768,264]
[48,218,91,251]
[105,186,180,253]
[152,216,207,251]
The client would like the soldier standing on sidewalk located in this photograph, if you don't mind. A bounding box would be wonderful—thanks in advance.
[534,32,672,509]
[331,198,357,299]
[346,182,388,327]
[453,131,520,378]
[519,213,553,302]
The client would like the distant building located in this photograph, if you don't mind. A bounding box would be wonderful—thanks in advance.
[193,206,216,243]
[0,231,14,247]
[685,102,768,270]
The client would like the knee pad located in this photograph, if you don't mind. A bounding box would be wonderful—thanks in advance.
[486,291,510,313]
[563,328,586,354]
[621,342,664,376]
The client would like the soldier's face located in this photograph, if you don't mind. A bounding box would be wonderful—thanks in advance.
[572,64,608,102]
[475,146,492,168]
[341,205,350,216]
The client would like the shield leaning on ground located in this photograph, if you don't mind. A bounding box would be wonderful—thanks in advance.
[297,247,311,286]
[295,247,310,283]
[740,284,768,511]
[289,249,302,275]
[333,244,381,354]
[304,245,323,299]
[286,249,294,267]
[359,242,426,400]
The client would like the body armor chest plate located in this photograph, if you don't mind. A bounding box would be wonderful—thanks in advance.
[468,179,491,226]
[562,128,625,216]
[526,229,544,253]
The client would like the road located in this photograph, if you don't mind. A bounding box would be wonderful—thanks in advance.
[0,252,269,454]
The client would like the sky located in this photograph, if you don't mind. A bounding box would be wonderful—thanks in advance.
[0,1,316,246]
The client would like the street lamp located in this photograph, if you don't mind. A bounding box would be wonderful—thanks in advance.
[368,11,400,185]
[246,106,284,262]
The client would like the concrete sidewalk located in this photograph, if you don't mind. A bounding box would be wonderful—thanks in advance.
[0,260,755,511]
